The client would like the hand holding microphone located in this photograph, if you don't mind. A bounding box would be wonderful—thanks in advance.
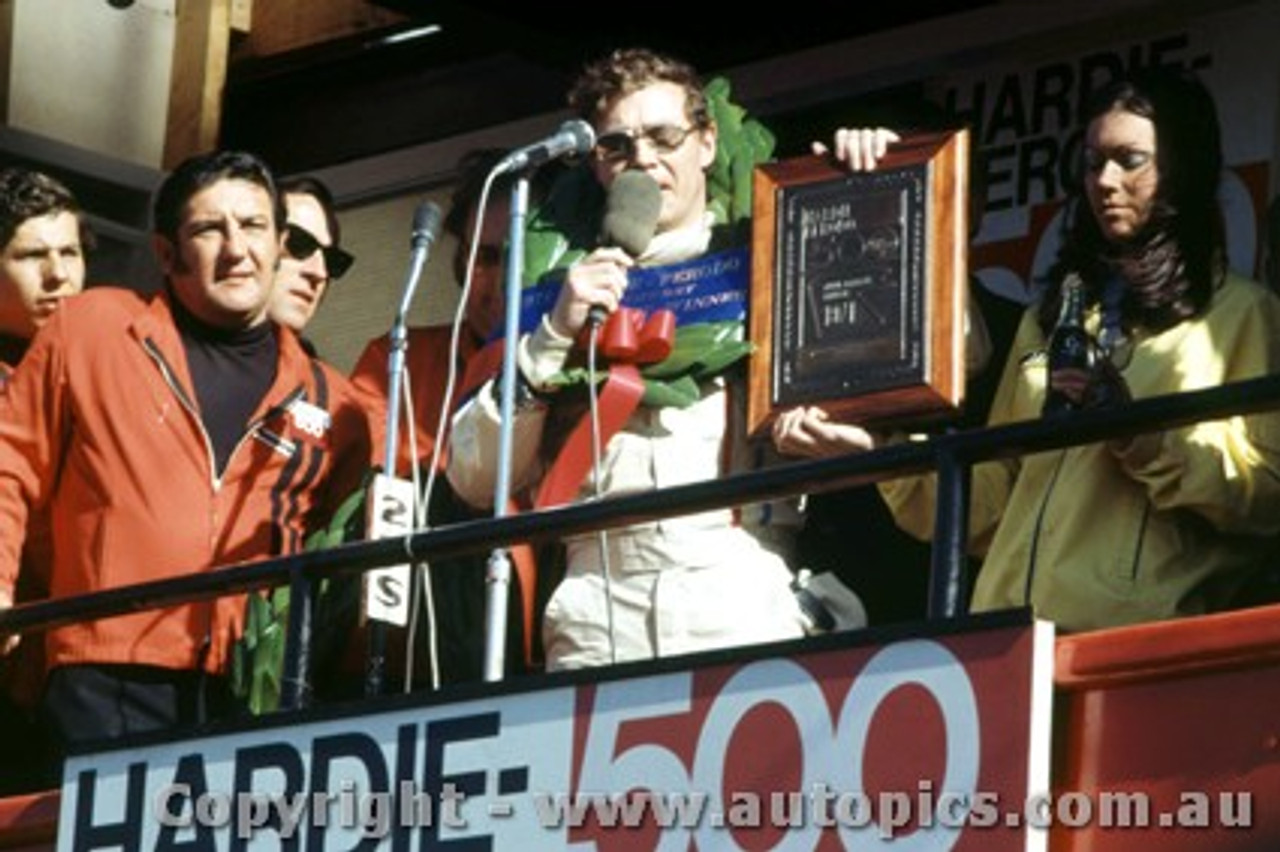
[587,169,663,328]
[548,169,662,338]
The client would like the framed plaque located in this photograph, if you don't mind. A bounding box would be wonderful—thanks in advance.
[747,129,970,436]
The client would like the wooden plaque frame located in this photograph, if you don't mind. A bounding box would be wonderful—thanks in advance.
[747,129,970,437]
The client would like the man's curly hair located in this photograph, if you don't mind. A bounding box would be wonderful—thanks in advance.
[568,47,711,131]
[0,167,93,253]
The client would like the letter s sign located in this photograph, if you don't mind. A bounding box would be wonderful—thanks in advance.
[364,473,415,626]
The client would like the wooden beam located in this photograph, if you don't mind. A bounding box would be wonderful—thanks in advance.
[231,0,405,60]
[230,0,252,34]
[164,0,231,170]
[0,2,13,121]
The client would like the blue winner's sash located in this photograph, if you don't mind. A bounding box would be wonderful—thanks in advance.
[517,246,750,338]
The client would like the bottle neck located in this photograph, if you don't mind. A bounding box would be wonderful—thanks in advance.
[1056,281,1084,329]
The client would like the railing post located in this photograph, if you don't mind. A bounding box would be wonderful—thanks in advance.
[928,443,971,619]
[279,567,314,710]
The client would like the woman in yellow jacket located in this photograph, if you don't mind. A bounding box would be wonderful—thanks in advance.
[774,67,1280,632]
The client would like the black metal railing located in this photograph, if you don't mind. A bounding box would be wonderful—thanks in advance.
[3,374,1280,708]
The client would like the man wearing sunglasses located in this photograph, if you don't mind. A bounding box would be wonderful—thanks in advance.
[447,47,897,670]
[268,176,354,338]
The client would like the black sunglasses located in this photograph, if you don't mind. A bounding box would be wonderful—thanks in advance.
[284,224,355,280]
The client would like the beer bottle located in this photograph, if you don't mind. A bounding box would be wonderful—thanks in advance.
[1043,274,1095,416]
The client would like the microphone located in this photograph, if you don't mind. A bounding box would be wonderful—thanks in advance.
[494,119,596,174]
[588,169,662,327]
[366,198,446,699]
[410,199,443,253]
[389,198,442,425]
[395,201,443,323]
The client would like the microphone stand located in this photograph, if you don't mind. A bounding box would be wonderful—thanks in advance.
[366,221,432,697]
[483,172,529,682]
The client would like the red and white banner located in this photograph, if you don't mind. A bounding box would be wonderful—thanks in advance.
[59,618,1054,851]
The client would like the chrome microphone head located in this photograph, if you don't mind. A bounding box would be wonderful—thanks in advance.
[411,200,443,250]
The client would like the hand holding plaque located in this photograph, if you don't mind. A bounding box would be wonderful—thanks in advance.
[747,129,970,437]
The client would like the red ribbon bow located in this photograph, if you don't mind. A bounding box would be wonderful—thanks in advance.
[537,308,677,508]
[577,306,676,365]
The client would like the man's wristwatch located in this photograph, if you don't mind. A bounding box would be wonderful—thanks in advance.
[490,369,546,412]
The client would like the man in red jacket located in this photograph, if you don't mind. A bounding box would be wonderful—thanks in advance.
[0,150,373,756]
[0,167,92,792]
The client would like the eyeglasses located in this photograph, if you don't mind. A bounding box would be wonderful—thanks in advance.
[1083,147,1155,174]
[593,124,699,164]
[284,224,354,280]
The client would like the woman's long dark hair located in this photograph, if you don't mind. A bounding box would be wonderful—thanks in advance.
[1038,67,1225,336]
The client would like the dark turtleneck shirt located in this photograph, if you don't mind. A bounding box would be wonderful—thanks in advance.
[170,297,279,478]
[0,334,29,372]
